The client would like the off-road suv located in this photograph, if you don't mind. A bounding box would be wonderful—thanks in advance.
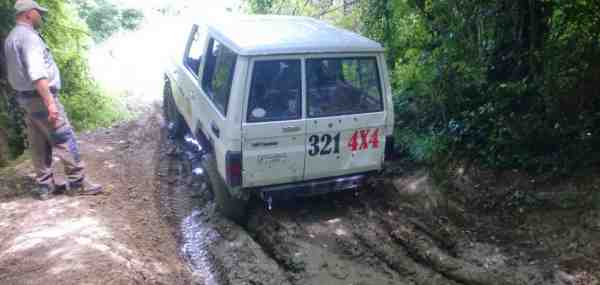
[163,16,395,220]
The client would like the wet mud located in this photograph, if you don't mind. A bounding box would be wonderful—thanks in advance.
[157,132,289,285]
[156,122,598,285]
[3,104,596,285]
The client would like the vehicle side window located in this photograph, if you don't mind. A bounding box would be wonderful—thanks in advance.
[307,58,383,118]
[202,39,237,115]
[247,60,302,123]
[184,25,206,75]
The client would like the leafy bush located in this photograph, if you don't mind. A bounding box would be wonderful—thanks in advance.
[38,0,128,129]
[360,0,600,174]
[70,0,144,42]
[244,0,600,174]
[242,0,358,30]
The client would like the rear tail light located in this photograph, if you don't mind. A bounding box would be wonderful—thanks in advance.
[226,151,242,187]
[384,135,395,161]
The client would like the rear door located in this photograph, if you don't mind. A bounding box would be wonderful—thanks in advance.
[304,55,386,180]
[242,58,306,187]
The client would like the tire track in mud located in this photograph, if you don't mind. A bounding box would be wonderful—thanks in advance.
[243,184,556,285]
[156,131,290,285]
[154,122,559,285]
[245,193,417,285]
[155,127,457,284]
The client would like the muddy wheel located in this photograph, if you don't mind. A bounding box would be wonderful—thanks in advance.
[163,78,186,139]
[202,154,248,223]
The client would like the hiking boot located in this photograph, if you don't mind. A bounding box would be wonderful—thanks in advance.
[33,185,51,201]
[53,182,67,195]
[66,179,104,196]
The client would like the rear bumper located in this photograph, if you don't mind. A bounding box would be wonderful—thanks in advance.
[252,172,376,200]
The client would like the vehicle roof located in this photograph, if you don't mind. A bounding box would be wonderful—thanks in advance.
[203,15,385,56]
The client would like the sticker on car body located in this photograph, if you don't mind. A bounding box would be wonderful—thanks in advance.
[308,128,380,157]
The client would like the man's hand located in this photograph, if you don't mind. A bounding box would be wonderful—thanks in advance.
[34,79,60,129]
[47,102,59,128]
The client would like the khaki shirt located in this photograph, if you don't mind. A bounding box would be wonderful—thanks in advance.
[3,22,61,92]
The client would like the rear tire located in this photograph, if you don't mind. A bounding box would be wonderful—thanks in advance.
[202,154,248,223]
[163,78,186,139]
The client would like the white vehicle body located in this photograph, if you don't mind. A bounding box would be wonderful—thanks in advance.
[165,16,395,200]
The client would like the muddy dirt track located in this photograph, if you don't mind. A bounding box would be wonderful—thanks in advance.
[0,105,190,284]
[157,108,600,284]
[1,105,599,285]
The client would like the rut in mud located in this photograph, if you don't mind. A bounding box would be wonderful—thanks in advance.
[153,117,582,285]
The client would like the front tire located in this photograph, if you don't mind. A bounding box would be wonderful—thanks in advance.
[202,154,248,223]
[163,78,186,139]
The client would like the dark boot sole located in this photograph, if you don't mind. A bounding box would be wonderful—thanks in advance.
[53,184,67,195]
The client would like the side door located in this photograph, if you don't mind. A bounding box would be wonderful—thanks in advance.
[304,55,387,180]
[242,58,307,188]
[197,37,239,180]
[177,24,207,128]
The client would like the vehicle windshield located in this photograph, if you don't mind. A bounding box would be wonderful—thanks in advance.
[307,57,383,118]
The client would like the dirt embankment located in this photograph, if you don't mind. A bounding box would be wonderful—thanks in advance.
[1,105,599,285]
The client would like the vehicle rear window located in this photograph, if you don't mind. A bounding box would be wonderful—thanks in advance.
[202,38,237,116]
[247,60,302,123]
[307,57,383,118]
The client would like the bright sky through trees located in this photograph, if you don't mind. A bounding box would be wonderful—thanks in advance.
[89,0,242,108]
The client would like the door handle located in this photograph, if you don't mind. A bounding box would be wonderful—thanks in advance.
[211,122,220,138]
[282,126,301,133]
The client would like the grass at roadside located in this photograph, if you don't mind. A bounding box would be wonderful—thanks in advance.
[60,85,133,131]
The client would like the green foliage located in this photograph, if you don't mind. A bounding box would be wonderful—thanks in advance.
[60,85,128,130]
[36,0,127,130]
[361,0,600,174]
[244,0,318,16]
[70,0,144,42]
[1,1,27,159]
[120,8,143,30]
[245,0,600,174]
[0,88,27,159]
[246,0,275,14]
[243,0,357,30]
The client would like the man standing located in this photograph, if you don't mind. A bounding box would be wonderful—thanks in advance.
[4,0,103,200]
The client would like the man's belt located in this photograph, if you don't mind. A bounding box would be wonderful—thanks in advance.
[17,87,59,99]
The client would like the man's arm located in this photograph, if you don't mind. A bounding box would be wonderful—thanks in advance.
[34,78,59,128]
[20,34,59,128]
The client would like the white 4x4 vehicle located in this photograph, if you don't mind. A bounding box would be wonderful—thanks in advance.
[163,16,395,220]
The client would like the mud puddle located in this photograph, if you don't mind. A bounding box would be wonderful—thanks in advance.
[180,210,219,285]
[157,132,218,284]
